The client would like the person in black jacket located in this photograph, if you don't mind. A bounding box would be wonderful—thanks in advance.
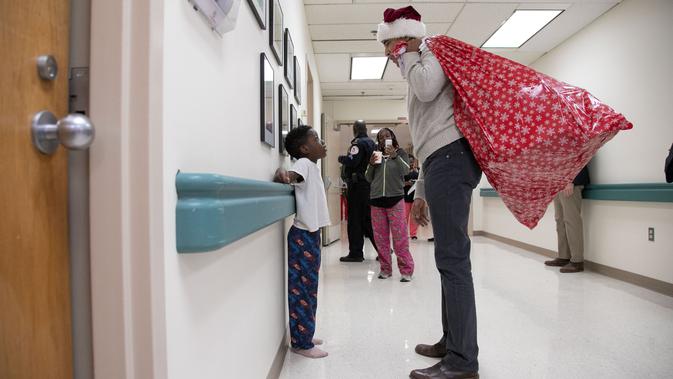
[545,166,590,273]
[338,120,378,262]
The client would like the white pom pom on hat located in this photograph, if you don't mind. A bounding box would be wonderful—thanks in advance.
[376,6,427,43]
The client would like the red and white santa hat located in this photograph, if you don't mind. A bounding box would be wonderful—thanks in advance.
[376,6,426,43]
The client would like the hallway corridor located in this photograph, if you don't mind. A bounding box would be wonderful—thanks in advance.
[279,235,673,379]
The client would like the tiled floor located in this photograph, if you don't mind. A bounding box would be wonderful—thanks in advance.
[278,233,673,379]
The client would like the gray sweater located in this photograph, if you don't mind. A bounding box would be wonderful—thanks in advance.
[365,148,410,199]
[400,41,463,199]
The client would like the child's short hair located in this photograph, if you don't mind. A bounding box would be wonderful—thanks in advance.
[284,125,313,159]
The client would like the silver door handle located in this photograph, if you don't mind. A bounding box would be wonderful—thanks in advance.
[31,111,95,155]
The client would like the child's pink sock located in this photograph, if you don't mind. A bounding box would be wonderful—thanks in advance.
[291,347,328,359]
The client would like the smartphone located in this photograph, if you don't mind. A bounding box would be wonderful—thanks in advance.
[385,139,393,147]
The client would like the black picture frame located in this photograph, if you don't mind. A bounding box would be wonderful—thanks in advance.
[279,84,289,155]
[284,29,294,89]
[260,53,275,147]
[290,104,297,130]
[269,0,283,65]
[246,0,266,29]
[294,56,301,104]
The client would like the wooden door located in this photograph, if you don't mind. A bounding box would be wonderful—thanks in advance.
[0,1,74,378]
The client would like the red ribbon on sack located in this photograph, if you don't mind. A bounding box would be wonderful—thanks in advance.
[412,36,633,228]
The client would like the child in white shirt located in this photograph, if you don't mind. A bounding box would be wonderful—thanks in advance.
[274,125,330,359]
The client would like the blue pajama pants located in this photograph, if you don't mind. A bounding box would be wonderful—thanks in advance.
[287,225,321,350]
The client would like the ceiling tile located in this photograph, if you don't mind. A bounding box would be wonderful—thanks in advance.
[310,24,379,41]
[315,54,351,82]
[447,3,517,46]
[309,22,451,41]
[313,40,384,54]
[306,3,463,25]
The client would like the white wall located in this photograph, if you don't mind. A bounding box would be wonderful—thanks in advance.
[473,0,673,284]
[160,1,321,378]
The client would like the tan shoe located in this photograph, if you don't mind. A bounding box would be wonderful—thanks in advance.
[560,262,584,273]
[544,258,570,267]
[414,342,447,358]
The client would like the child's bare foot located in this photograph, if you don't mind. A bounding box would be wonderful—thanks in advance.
[312,338,324,345]
[291,346,328,359]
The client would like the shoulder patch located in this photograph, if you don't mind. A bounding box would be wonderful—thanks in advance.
[349,145,360,155]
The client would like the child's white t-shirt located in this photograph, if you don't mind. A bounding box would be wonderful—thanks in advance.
[290,158,330,232]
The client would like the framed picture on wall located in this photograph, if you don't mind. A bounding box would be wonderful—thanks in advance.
[279,84,289,155]
[294,56,301,104]
[260,53,275,147]
[246,0,266,29]
[269,0,283,65]
[284,29,294,88]
[290,104,297,130]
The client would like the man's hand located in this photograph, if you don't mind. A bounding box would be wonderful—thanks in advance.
[273,168,290,184]
[561,183,574,197]
[411,198,430,227]
[406,38,422,53]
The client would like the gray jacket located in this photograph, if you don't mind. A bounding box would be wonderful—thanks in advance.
[365,148,410,199]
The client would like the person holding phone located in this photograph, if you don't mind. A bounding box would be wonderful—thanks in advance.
[365,128,415,282]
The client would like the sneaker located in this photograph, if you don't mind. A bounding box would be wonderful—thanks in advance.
[291,347,328,359]
[428,238,434,242]
[400,275,412,282]
[378,272,391,279]
[410,236,418,240]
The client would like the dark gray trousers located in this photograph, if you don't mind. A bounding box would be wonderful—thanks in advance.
[423,139,482,372]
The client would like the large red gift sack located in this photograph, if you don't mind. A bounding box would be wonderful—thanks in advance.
[423,36,633,228]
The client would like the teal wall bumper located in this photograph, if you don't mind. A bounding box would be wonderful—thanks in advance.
[176,172,295,253]
[479,183,673,203]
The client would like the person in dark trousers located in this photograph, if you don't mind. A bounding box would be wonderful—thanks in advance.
[666,143,673,183]
[404,155,420,240]
[338,120,378,262]
[545,166,590,273]
[379,6,482,379]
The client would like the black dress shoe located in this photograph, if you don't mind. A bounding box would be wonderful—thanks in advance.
[410,362,479,379]
[415,342,447,358]
[560,261,584,273]
[428,238,435,242]
[339,255,364,262]
[544,258,570,267]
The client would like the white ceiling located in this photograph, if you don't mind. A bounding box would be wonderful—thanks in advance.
[304,0,620,101]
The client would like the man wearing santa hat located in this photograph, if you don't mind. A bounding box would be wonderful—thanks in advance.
[378,6,481,379]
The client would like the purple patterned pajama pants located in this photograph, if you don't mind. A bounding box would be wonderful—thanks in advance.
[371,200,415,276]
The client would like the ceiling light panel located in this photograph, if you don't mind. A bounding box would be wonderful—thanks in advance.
[350,57,388,80]
[482,10,563,48]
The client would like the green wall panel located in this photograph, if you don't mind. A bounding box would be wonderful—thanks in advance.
[479,183,673,203]
[176,172,295,253]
